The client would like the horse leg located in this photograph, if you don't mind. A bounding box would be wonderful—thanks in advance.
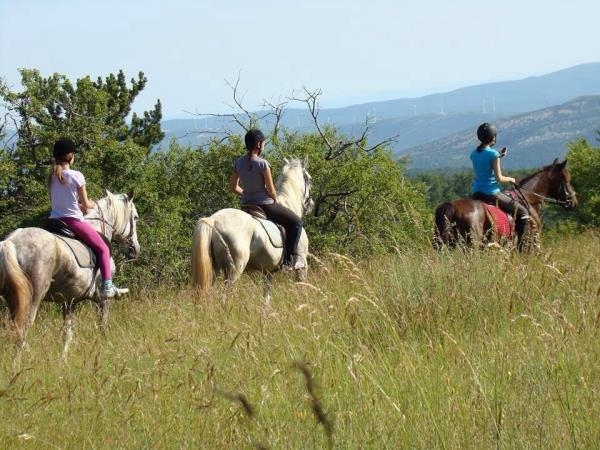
[223,249,248,285]
[263,272,273,303]
[521,222,540,254]
[61,301,75,360]
[97,295,109,333]
[27,276,53,330]
[287,251,308,281]
[434,203,462,250]
[467,206,490,250]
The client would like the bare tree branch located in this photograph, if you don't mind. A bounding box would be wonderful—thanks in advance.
[291,87,400,160]
[181,75,289,150]
[225,72,252,122]
[262,98,287,144]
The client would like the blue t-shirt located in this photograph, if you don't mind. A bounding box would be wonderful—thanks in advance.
[233,154,274,205]
[470,146,500,195]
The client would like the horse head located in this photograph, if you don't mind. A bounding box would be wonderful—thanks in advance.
[89,190,141,259]
[517,159,578,210]
[547,159,578,209]
[277,158,314,217]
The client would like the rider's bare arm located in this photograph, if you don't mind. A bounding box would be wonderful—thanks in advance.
[77,185,97,212]
[262,167,277,201]
[492,158,516,184]
[230,171,243,196]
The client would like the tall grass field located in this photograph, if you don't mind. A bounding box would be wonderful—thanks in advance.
[1,231,599,449]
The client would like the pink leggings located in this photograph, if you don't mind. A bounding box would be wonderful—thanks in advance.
[61,217,111,281]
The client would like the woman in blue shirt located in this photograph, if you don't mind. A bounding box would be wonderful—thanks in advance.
[470,123,530,251]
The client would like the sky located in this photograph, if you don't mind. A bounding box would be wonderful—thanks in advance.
[2,0,600,119]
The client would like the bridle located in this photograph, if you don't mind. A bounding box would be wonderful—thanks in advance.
[514,178,576,209]
[88,200,137,246]
[301,169,313,214]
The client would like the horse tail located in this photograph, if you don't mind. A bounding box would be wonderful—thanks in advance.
[433,202,455,249]
[0,240,33,341]
[192,218,215,290]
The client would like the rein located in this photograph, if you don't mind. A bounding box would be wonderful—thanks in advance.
[87,200,135,243]
[301,169,312,214]
[514,180,574,207]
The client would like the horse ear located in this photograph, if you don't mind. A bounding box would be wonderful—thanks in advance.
[283,157,290,165]
[105,190,114,206]
[552,158,559,166]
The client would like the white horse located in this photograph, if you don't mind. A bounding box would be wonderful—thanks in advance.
[192,158,313,299]
[0,191,140,357]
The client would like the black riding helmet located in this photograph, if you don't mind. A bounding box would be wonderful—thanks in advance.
[53,138,78,159]
[477,123,497,144]
[244,129,265,151]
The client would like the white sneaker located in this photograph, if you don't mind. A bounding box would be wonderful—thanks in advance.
[100,285,129,298]
[293,255,306,270]
[281,263,295,272]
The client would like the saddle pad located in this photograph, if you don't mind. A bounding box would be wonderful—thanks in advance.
[483,203,512,238]
[55,235,97,268]
[254,218,284,248]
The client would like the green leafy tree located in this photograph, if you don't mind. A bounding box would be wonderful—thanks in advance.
[0,69,164,236]
[566,137,600,227]
[267,130,430,255]
[127,139,205,282]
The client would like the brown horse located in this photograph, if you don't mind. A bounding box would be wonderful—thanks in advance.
[433,159,577,252]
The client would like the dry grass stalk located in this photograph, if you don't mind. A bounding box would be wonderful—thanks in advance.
[293,360,334,447]
[215,388,255,417]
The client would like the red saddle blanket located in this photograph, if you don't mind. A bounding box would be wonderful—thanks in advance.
[482,203,512,238]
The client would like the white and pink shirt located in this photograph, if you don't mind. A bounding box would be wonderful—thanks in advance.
[49,169,86,220]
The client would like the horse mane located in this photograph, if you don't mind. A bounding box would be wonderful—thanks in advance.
[276,159,303,193]
[92,192,131,233]
[517,169,542,187]
[517,162,556,188]
[111,193,129,226]
[276,159,305,213]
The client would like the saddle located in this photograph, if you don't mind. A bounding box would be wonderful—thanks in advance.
[481,204,513,238]
[42,218,111,268]
[241,205,285,249]
[242,204,267,220]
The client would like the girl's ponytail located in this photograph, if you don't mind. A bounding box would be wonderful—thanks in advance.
[46,159,67,190]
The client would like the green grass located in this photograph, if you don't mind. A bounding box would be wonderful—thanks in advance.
[1,231,600,449]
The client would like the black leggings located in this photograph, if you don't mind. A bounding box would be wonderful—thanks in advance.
[472,191,530,238]
[261,202,303,263]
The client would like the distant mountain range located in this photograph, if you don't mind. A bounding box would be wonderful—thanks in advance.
[403,95,600,170]
[161,63,600,170]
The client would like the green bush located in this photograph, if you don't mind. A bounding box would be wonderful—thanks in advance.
[567,138,600,227]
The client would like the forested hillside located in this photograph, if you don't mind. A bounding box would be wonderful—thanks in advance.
[404,96,600,170]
